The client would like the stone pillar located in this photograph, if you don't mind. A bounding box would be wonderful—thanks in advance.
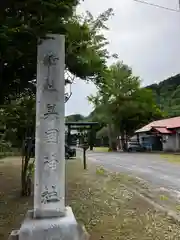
[34,34,65,218]
[8,34,89,240]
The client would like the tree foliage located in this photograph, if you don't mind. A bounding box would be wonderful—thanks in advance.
[0,94,36,196]
[146,74,180,117]
[66,114,85,122]
[0,95,35,147]
[0,0,114,104]
[66,8,114,81]
[88,61,163,147]
[0,2,116,195]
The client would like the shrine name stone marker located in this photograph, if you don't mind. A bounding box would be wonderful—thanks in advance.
[8,34,89,240]
[34,33,65,218]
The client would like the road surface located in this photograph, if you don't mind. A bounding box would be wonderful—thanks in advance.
[78,150,180,194]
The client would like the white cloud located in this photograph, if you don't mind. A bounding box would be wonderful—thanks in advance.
[66,0,180,115]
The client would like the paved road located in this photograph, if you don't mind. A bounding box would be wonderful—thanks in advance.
[78,150,180,194]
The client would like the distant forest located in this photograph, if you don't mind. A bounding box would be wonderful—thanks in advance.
[146,74,180,117]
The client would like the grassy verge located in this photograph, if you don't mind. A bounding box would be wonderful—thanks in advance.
[1,157,180,239]
[66,161,180,239]
[160,154,180,164]
[93,147,109,152]
[0,157,33,240]
[0,149,21,159]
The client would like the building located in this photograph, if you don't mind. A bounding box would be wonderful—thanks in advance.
[135,116,180,152]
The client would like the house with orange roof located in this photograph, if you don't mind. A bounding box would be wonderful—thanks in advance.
[135,116,180,152]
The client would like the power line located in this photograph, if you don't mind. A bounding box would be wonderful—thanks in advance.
[133,0,180,12]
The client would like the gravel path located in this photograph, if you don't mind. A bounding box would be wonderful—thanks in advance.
[78,150,180,195]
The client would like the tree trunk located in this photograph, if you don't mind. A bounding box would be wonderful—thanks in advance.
[116,135,121,150]
[107,123,117,151]
[21,138,33,196]
[121,131,126,151]
[21,154,31,196]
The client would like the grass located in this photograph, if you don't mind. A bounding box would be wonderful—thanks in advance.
[93,147,109,152]
[160,154,180,164]
[0,157,33,240]
[67,161,180,239]
[1,157,180,239]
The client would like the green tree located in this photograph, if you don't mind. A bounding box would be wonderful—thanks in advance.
[66,114,85,122]
[147,74,180,117]
[89,61,163,150]
[0,95,35,146]
[111,88,163,140]
[0,95,36,196]
[0,1,115,194]
[88,92,117,151]
[0,1,114,104]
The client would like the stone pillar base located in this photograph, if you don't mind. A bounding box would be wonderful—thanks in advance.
[8,207,89,240]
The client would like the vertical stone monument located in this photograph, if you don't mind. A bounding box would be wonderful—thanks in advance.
[8,35,88,240]
[34,33,65,218]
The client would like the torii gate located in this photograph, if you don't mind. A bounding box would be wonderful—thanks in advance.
[65,122,99,150]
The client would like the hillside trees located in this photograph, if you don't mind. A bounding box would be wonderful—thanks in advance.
[147,74,180,117]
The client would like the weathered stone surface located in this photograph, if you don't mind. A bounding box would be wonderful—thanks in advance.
[8,230,19,240]
[18,207,88,240]
[34,34,65,218]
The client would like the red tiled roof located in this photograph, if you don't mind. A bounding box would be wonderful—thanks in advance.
[152,127,173,134]
[136,116,180,133]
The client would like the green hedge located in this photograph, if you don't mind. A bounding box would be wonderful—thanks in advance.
[0,151,21,159]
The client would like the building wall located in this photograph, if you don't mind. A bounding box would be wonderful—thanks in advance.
[138,133,149,144]
[176,128,180,133]
[138,132,178,152]
[138,133,154,150]
[162,135,176,152]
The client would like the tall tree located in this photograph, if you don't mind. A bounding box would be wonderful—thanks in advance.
[0,1,115,194]
[88,91,117,151]
[0,1,114,103]
[89,61,163,150]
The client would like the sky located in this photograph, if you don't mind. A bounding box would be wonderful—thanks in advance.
[65,0,180,117]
